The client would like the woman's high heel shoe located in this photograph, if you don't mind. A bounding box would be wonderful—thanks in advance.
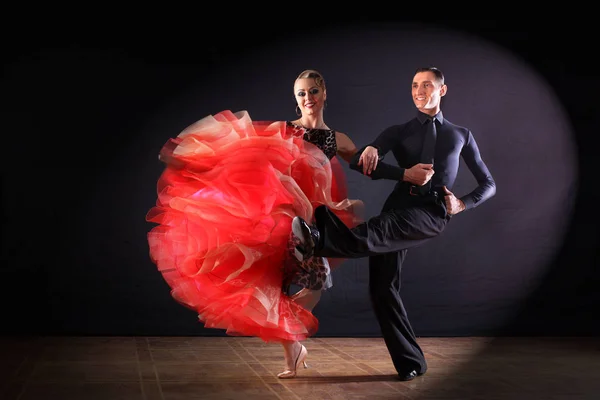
[290,288,309,301]
[277,344,308,379]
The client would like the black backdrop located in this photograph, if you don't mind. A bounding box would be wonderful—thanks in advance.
[1,16,598,339]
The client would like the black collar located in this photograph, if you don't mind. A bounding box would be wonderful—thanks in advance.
[416,110,444,125]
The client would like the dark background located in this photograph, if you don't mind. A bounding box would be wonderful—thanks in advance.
[1,16,597,339]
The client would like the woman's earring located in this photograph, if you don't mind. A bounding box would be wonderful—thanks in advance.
[295,105,301,116]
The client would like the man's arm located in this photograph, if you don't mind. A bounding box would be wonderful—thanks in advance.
[348,125,407,181]
[459,131,496,210]
[349,148,406,180]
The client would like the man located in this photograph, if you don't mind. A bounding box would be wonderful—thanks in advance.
[292,67,496,381]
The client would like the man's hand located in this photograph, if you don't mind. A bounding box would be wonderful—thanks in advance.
[442,185,465,215]
[357,146,379,175]
[403,163,434,186]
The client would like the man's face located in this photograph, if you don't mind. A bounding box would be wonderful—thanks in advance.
[412,71,446,112]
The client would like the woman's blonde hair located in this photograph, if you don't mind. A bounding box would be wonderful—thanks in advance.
[295,69,326,89]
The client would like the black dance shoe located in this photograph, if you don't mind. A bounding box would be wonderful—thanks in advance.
[397,369,425,381]
[291,216,319,261]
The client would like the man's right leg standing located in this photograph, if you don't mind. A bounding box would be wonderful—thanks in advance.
[369,250,427,376]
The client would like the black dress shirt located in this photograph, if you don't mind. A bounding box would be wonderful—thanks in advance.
[349,110,496,210]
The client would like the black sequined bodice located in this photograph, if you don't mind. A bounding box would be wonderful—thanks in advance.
[286,121,338,160]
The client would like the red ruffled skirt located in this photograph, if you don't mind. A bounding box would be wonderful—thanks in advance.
[146,110,362,342]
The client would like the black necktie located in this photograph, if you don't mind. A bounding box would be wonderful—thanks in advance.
[419,117,437,194]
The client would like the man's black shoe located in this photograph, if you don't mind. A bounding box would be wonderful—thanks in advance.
[397,370,425,381]
[291,216,319,261]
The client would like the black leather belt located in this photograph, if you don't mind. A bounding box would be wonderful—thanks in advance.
[394,182,444,198]
[408,185,441,197]
[408,185,422,196]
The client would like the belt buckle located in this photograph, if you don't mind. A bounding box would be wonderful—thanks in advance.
[409,185,419,196]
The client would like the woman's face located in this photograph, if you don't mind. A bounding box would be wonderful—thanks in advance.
[294,78,326,117]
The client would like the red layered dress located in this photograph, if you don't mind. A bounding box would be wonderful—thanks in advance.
[146,110,362,342]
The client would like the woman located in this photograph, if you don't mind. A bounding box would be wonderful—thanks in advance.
[277,69,362,378]
[146,69,362,379]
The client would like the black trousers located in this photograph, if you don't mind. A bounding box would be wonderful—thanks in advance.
[314,190,449,259]
[313,190,450,375]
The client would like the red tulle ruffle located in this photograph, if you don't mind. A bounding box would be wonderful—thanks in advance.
[146,110,362,342]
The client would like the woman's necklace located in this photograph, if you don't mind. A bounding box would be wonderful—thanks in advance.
[297,119,328,130]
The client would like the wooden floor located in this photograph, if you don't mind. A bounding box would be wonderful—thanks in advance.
[1,335,598,399]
